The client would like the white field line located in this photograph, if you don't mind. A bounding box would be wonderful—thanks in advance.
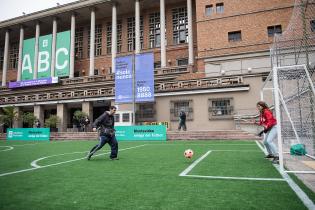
[0,146,14,152]
[0,144,146,177]
[179,151,212,176]
[179,148,285,182]
[184,174,285,181]
[255,140,315,210]
[148,143,257,146]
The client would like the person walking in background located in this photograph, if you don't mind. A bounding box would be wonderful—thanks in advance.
[35,119,41,128]
[255,101,279,163]
[87,106,119,161]
[178,109,187,131]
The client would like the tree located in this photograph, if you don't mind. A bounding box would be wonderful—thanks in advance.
[44,115,60,130]
[73,110,88,125]
[22,112,36,128]
[0,106,18,128]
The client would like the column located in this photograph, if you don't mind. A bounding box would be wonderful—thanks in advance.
[51,17,57,77]
[111,3,117,73]
[187,0,194,65]
[13,107,23,128]
[1,30,9,87]
[160,0,166,68]
[17,26,24,81]
[135,0,140,54]
[33,21,40,79]
[69,13,76,78]
[57,103,68,132]
[34,105,44,127]
[82,101,93,122]
[89,8,95,76]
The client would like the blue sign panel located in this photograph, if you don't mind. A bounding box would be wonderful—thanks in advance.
[115,55,133,103]
[135,53,154,102]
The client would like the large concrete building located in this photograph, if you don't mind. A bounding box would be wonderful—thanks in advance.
[0,0,305,132]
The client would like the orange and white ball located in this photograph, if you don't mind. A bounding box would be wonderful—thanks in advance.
[184,149,194,159]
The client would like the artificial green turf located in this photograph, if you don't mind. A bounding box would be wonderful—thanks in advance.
[0,140,313,210]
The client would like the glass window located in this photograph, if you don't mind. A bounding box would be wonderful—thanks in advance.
[267,25,282,37]
[75,27,84,59]
[149,12,163,48]
[228,31,242,42]
[208,98,234,119]
[172,7,188,44]
[310,20,315,32]
[122,113,130,122]
[177,58,188,66]
[170,100,193,121]
[0,47,3,70]
[106,20,122,54]
[88,24,103,57]
[205,5,213,16]
[9,43,18,69]
[216,3,224,13]
[127,16,144,51]
[114,114,120,122]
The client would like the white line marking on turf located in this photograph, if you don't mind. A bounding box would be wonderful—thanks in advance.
[184,174,285,181]
[0,144,146,177]
[179,148,285,182]
[255,140,315,210]
[179,151,212,176]
[0,146,14,152]
[255,140,267,154]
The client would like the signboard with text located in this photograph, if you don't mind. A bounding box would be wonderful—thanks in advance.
[7,128,50,141]
[115,125,166,141]
[115,55,133,103]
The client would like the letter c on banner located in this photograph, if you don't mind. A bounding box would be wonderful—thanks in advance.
[55,48,69,70]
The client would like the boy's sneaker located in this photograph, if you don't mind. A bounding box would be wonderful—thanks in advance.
[110,157,119,160]
[87,153,92,161]
[264,154,274,158]
[272,156,279,164]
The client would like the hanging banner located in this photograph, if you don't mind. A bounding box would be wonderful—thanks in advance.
[115,55,133,103]
[37,34,52,78]
[21,38,35,80]
[55,31,70,77]
[135,53,154,102]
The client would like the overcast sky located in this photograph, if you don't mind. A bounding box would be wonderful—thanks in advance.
[0,0,78,21]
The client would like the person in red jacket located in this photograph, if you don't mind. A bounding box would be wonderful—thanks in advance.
[255,101,279,163]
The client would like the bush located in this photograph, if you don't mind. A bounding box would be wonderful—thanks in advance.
[22,112,36,128]
[44,115,60,128]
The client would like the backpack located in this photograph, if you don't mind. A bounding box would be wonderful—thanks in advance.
[290,144,306,156]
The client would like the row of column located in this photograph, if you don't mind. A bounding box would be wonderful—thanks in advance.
[1,0,194,87]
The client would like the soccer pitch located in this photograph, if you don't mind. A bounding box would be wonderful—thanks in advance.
[0,140,314,210]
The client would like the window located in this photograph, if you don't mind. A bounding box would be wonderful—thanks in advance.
[9,43,18,69]
[88,24,102,57]
[177,58,188,66]
[205,5,213,16]
[127,16,144,52]
[170,100,193,121]
[208,98,233,119]
[74,71,80,77]
[75,27,84,59]
[216,3,224,13]
[94,69,99,75]
[267,25,282,37]
[136,103,156,122]
[106,20,122,54]
[311,20,315,32]
[149,12,162,48]
[154,61,161,69]
[114,114,120,122]
[173,7,188,44]
[122,113,130,122]
[0,48,3,70]
[228,31,242,42]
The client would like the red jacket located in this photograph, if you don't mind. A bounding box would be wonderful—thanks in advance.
[259,109,277,130]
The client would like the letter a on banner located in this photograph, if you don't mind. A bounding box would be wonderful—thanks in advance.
[21,38,35,80]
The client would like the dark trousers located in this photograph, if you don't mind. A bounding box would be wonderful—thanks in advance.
[89,135,118,158]
[178,120,187,131]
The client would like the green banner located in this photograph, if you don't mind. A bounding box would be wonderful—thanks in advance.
[115,125,167,141]
[7,128,50,141]
[37,34,52,78]
[21,38,35,80]
[55,31,70,77]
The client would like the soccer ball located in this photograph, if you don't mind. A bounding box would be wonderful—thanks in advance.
[184,149,194,159]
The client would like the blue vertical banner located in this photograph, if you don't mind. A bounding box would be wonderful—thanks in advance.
[135,53,155,102]
[115,55,133,103]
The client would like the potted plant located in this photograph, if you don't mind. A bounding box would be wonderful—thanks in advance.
[73,110,88,131]
[44,115,60,132]
[22,112,36,128]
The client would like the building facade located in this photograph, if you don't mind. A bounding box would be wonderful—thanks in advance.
[0,0,308,132]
